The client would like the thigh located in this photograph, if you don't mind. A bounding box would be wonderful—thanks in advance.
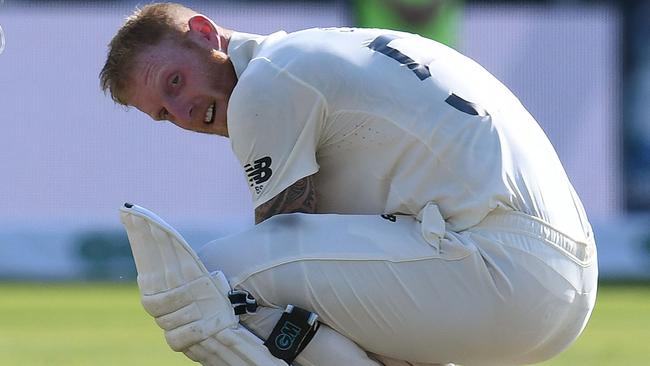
[200,212,464,285]
[199,213,503,363]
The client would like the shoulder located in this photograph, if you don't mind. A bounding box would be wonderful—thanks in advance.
[227,56,328,154]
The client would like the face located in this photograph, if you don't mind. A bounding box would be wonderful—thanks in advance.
[126,38,237,136]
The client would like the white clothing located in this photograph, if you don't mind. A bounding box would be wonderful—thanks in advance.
[197,28,599,365]
[227,28,592,240]
[199,209,596,365]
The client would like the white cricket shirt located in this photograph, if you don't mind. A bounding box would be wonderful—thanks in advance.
[226,28,591,239]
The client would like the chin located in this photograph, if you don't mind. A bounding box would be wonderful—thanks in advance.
[200,126,227,137]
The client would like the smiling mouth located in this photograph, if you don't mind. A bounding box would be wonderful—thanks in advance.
[204,102,216,124]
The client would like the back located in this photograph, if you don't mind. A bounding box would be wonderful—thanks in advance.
[228,28,592,240]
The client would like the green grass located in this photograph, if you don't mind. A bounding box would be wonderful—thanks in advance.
[0,283,648,365]
[0,283,193,366]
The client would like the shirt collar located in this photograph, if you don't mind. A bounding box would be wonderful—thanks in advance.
[227,31,287,78]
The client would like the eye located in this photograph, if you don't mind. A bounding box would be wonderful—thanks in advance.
[170,74,181,87]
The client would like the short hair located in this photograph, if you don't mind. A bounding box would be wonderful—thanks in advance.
[99,3,197,105]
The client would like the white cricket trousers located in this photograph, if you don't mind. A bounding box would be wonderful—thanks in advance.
[198,207,597,366]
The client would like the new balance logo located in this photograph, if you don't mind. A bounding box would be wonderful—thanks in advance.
[245,156,273,194]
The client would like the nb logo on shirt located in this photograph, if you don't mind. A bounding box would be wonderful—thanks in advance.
[245,156,273,194]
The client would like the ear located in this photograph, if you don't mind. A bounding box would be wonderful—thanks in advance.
[187,15,222,50]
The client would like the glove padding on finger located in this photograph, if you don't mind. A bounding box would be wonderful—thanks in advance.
[142,271,239,352]
[183,325,293,366]
[120,203,288,366]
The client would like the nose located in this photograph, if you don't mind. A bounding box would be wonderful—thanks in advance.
[165,98,193,124]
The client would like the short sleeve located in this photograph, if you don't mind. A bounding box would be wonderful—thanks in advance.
[227,59,325,208]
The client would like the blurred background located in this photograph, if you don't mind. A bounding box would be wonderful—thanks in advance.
[0,0,648,365]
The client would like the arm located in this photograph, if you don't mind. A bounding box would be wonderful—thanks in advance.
[254,175,317,224]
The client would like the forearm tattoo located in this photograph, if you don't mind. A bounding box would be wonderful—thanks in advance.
[255,175,317,224]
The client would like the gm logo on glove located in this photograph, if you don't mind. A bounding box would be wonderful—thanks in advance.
[274,321,301,351]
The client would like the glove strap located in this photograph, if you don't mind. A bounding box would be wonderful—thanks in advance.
[228,289,258,315]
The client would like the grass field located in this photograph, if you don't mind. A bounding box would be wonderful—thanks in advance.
[0,283,648,365]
